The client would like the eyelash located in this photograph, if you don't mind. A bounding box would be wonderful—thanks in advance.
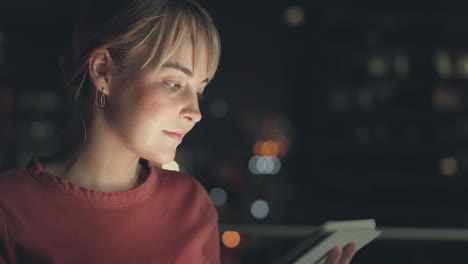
[165,82,205,101]
[165,82,183,92]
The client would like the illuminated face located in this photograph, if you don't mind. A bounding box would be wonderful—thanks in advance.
[105,36,209,164]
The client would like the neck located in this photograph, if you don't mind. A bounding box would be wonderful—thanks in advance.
[44,118,147,193]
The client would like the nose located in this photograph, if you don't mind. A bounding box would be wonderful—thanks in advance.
[181,92,202,123]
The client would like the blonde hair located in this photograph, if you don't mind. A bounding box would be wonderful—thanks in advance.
[60,0,220,147]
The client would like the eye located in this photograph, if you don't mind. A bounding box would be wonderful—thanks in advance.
[165,82,183,91]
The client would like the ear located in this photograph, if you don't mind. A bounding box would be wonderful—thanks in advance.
[88,48,114,95]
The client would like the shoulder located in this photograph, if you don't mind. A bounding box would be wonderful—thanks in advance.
[154,165,204,193]
[0,167,33,218]
[0,167,31,192]
[0,163,42,207]
[0,167,23,181]
[151,165,215,212]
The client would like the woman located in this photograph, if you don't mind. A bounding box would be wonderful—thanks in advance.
[0,0,355,263]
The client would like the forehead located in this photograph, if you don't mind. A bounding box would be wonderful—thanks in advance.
[164,35,209,79]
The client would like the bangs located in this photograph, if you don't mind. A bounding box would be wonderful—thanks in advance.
[140,1,220,81]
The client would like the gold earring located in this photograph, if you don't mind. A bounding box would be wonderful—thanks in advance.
[100,91,106,108]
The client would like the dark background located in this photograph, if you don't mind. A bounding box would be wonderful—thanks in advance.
[2,0,468,263]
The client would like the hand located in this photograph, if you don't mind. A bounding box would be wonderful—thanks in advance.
[324,242,357,264]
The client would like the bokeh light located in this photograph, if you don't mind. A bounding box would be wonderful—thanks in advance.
[209,187,227,207]
[276,136,290,158]
[252,139,290,158]
[248,156,281,175]
[394,55,410,78]
[284,6,305,27]
[434,50,452,79]
[222,231,241,248]
[161,160,180,172]
[30,121,55,140]
[19,92,60,111]
[250,200,270,219]
[440,157,458,177]
[367,55,389,78]
[260,141,279,157]
[456,54,468,78]
[432,86,461,111]
[256,157,274,174]
[248,156,259,174]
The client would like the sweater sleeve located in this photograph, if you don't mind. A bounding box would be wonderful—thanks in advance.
[203,202,220,264]
[194,178,220,264]
[0,208,10,264]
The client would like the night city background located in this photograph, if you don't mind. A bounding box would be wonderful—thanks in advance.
[2,0,468,263]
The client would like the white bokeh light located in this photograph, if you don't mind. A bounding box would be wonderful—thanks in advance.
[248,156,260,174]
[271,157,281,174]
[251,200,270,219]
[256,157,274,174]
[248,156,281,175]
[209,187,228,206]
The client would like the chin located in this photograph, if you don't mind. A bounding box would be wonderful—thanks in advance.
[145,151,176,166]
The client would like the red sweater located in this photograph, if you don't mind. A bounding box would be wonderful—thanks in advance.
[0,157,220,264]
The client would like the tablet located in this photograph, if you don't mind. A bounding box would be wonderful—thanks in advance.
[275,219,381,264]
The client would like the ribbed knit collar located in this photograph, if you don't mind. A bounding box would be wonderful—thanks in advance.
[26,157,159,206]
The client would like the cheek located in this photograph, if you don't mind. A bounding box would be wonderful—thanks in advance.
[107,83,178,140]
[130,96,178,150]
[139,90,173,119]
[111,85,160,118]
[129,91,176,136]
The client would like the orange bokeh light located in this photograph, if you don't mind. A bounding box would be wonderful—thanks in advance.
[261,140,280,156]
[276,135,290,158]
[222,231,241,248]
[252,137,290,158]
[253,141,263,156]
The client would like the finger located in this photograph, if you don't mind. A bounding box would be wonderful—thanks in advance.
[325,247,342,264]
[338,242,357,264]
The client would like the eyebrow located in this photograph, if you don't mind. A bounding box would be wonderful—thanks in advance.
[162,62,210,83]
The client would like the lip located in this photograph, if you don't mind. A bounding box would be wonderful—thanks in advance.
[163,130,185,142]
